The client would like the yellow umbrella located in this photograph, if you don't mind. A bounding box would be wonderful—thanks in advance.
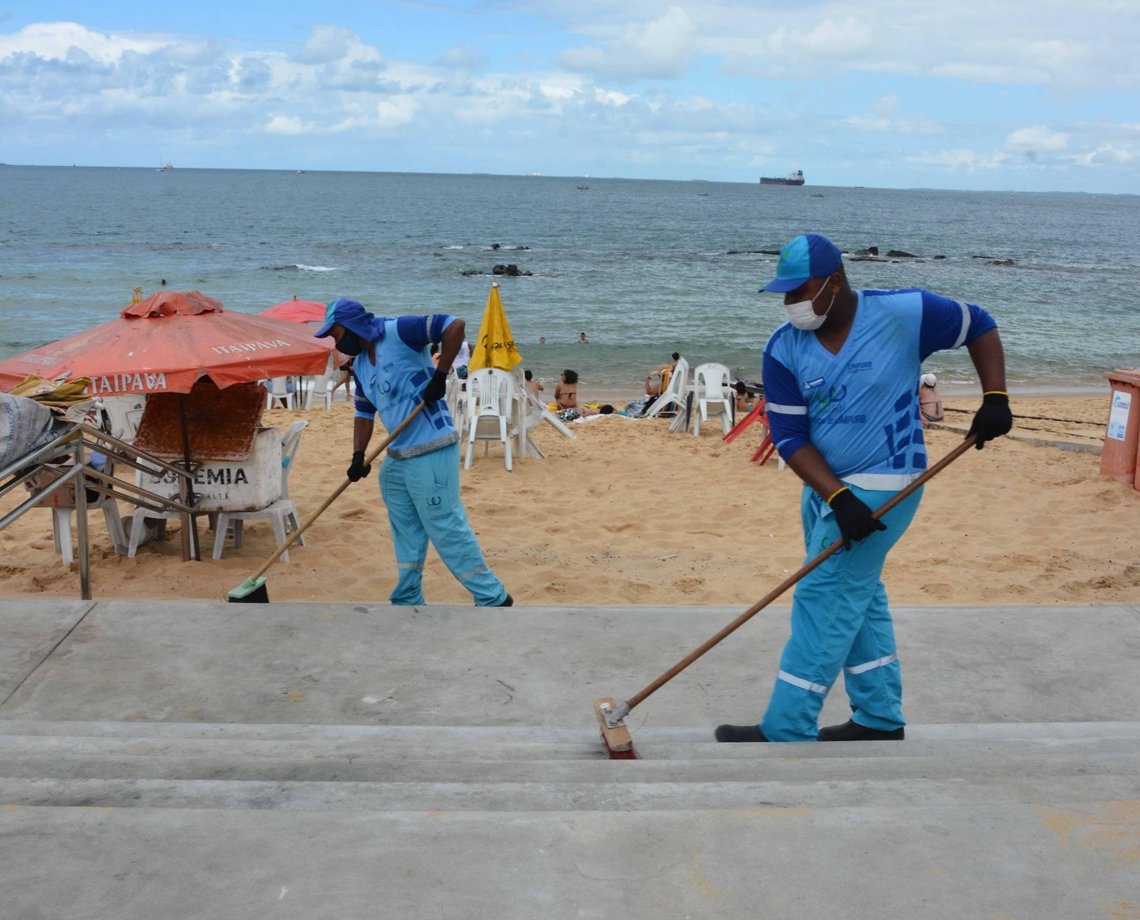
[467,282,523,373]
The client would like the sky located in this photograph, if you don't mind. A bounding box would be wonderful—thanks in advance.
[1,1,1138,193]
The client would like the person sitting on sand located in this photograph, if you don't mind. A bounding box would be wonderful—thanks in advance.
[524,369,543,399]
[734,380,756,413]
[919,372,944,425]
[554,368,579,410]
[554,369,613,420]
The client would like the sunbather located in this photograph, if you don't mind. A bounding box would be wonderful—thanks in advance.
[645,352,681,397]
[554,369,612,419]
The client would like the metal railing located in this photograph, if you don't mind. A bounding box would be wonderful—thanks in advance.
[0,423,200,599]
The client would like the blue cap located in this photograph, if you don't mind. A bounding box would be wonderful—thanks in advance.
[314,298,372,339]
[761,233,843,293]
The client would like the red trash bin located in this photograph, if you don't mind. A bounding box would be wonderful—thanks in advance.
[1100,370,1140,488]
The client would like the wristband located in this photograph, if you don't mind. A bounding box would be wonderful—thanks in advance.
[825,486,849,506]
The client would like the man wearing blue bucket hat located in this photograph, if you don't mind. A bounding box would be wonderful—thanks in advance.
[716,233,1011,743]
[315,298,512,608]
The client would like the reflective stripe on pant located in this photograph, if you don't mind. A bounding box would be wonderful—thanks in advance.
[379,441,508,606]
[759,482,923,742]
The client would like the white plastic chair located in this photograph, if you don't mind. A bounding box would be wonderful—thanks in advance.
[691,362,734,437]
[464,368,514,471]
[99,396,146,443]
[302,359,336,411]
[300,373,332,410]
[266,377,295,410]
[643,357,689,419]
[42,466,128,564]
[212,420,308,562]
[126,458,209,558]
[446,372,465,432]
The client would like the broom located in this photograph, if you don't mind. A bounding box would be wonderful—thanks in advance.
[595,435,976,758]
[227,403,425,603]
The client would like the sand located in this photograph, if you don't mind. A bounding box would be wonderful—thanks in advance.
[1,393,1137,607]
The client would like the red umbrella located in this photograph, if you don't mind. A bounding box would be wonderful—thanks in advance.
[260,298,328,324]
[0,290,334,396]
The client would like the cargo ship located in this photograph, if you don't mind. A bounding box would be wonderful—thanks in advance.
[760,170,804,186]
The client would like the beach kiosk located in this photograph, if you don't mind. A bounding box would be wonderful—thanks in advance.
[1100,369,1140,491]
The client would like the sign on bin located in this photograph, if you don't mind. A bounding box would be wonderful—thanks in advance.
[139,427,282,512]
[1106,390,1131,441]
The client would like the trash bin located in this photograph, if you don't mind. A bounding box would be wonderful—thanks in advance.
[1100,370,1140,488]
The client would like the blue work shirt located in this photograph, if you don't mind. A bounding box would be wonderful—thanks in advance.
[353,315,460,460]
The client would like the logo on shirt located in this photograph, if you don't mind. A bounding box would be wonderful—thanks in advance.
[816,384,847,410]
[847,360,873,372]
[803,376,826,390]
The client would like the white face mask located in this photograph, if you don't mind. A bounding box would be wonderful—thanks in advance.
[784,277,836,331]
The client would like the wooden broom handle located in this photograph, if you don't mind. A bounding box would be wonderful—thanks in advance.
[624,435,977,712]
[246,403,426,581]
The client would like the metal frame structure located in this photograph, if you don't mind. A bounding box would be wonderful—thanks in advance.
[0,423,199,599]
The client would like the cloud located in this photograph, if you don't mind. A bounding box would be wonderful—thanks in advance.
[844,93,944,136]
[1,10,1137,190]
[296,25,378,67]
[264,114,307,135]
[557,6,696,80]
[0,20,162,63]
[436,44,483,71]
[535,0,1140,92]
[1005,125,1070,162]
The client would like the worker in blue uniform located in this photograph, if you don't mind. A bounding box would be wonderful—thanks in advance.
[716,234,1011,743]
[315,298,512,608]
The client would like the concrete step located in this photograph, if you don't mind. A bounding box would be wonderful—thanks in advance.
[1,719,1136,812]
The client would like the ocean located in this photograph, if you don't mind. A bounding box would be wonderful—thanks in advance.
[1,165,1136,399]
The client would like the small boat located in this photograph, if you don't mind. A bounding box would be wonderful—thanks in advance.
[760,170,804,186]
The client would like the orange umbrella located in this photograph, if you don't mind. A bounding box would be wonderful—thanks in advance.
[0,290,334,396]
[260,298,328,324]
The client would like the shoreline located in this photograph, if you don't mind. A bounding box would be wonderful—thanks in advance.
[582,382,1118,406]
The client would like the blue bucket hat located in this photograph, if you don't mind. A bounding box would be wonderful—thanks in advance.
[313,298,383,342]
[761,233,843,293]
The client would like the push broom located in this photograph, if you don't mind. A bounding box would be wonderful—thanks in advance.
[227,403,425,604]
[594,435,976,758]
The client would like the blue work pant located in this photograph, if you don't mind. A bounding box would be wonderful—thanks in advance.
[760,483,923,742]
[378,442,508,606]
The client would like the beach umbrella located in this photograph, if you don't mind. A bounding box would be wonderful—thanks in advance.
[0,290,335,396]
[467,282,522,373]
[260,297,327,324]
[0,290,336,561]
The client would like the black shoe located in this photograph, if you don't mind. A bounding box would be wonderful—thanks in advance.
[715,724,767,743]
[817,719,904,741]
[496,593,514,607]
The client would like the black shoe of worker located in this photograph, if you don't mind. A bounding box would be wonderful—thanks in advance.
[715,724,768,742]
[496,593,514,607]
[817,719,904,741]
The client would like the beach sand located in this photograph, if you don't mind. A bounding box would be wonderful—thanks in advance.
[1,394,1136,607]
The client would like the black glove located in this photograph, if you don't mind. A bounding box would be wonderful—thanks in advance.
[967,391,1012,449]
[347,450,371,482]
[422,369,448,405]
[829,487,886,550]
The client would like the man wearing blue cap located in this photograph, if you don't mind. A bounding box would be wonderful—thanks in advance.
[716,233,1011,743]
[315,298,512,607]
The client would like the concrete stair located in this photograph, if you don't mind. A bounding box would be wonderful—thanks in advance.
[1,719,1137,813]
[1,600,1137,918]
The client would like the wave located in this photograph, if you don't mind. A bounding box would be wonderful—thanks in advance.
[263,263,341,272]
